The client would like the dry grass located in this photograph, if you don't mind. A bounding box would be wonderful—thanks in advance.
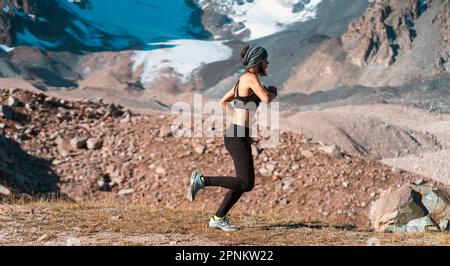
[0,198,449,246]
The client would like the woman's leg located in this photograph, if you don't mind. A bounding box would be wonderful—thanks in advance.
[203,136,255,217]
[202,137,255,191]
[215,190,244,217]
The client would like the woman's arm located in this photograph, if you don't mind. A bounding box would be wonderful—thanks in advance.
[248,76,275,103]
[219,86,236,111]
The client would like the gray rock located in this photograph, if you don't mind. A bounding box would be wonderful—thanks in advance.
[37,234,49,242]
[420,188,450,232]
[265,160,278,173]
[15,124,26,131]
[301,150,314,158]
[290,163,300,170]
[369,185,428,232]
[120,113,131,123]
[0,184,11,196]
[392,167,403,174]
[7,96,20,107]
[118,188,135,196]
[318,144,343,158]
[387,215,438,233]
[258,167,271,177]
[25,103,33,111]
[66,237,81,246]
[282,179,294,190]
[70,136,88,149]
[159,126,172,138]
[155,166,166,175]
[54,136,65,146]
[406,215,439,232]
[0,105,15,119]
[193,144,206,155]
[106,103,124,117]
[86,138,103,150]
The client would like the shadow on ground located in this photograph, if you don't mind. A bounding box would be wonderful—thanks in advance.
[243,222,357,231]
[0,134,70,201]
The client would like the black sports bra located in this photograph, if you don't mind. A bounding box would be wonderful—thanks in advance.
[233,80,261,110]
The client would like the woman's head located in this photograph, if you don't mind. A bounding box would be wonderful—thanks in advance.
[240,45,269,76]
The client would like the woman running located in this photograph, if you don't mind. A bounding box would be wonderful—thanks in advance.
[187,44,277,231]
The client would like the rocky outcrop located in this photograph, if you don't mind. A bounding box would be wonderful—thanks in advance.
[435,1,450,71]
[0,1,13,46]
[369,184,427,232]
[370,183,449,232]
[196,0,250,40]
[0,0,36,46]
[342,0,429,67]
[283,0,450,94]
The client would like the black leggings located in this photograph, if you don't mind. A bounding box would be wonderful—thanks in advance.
[203,124,255,217]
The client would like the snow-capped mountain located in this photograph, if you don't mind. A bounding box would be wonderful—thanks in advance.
[1,0,325,52]
[197,0,323,40]
[0,0,331,90]
[0,0,209,52]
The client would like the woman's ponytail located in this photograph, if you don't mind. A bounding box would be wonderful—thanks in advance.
[240,45,250,62]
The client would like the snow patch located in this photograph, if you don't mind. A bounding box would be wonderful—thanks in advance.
[131,40,232,88]
[0,44,14,52]
[199,0,322,40]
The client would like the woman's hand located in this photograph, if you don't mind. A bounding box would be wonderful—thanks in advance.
[267,85,278,96]
[264,85,278,102]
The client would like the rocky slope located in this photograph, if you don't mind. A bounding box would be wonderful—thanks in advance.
[282,0,450,94]
[342,0,428,67]
[0,0,150,52]
[1,87,448,228]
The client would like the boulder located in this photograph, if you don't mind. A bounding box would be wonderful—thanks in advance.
[369,185,428,232]
[0,105,15,119]
[86,138,103,150]
[7,96,20,107]
[412,184,450,232]
[70,136,88,149]
[318,144,343,158]
[159,126,172,138]
[387,215,438,233]
[0,184,11,196]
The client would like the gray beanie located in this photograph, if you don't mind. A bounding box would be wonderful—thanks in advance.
[242,45,268,68]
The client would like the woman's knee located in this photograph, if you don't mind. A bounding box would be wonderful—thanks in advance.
[241,180,254,192]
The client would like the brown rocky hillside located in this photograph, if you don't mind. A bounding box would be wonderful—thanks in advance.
[1,87,448,228]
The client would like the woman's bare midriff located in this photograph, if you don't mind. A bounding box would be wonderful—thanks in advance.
[232,73,258,128]
[232,108,252,128]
